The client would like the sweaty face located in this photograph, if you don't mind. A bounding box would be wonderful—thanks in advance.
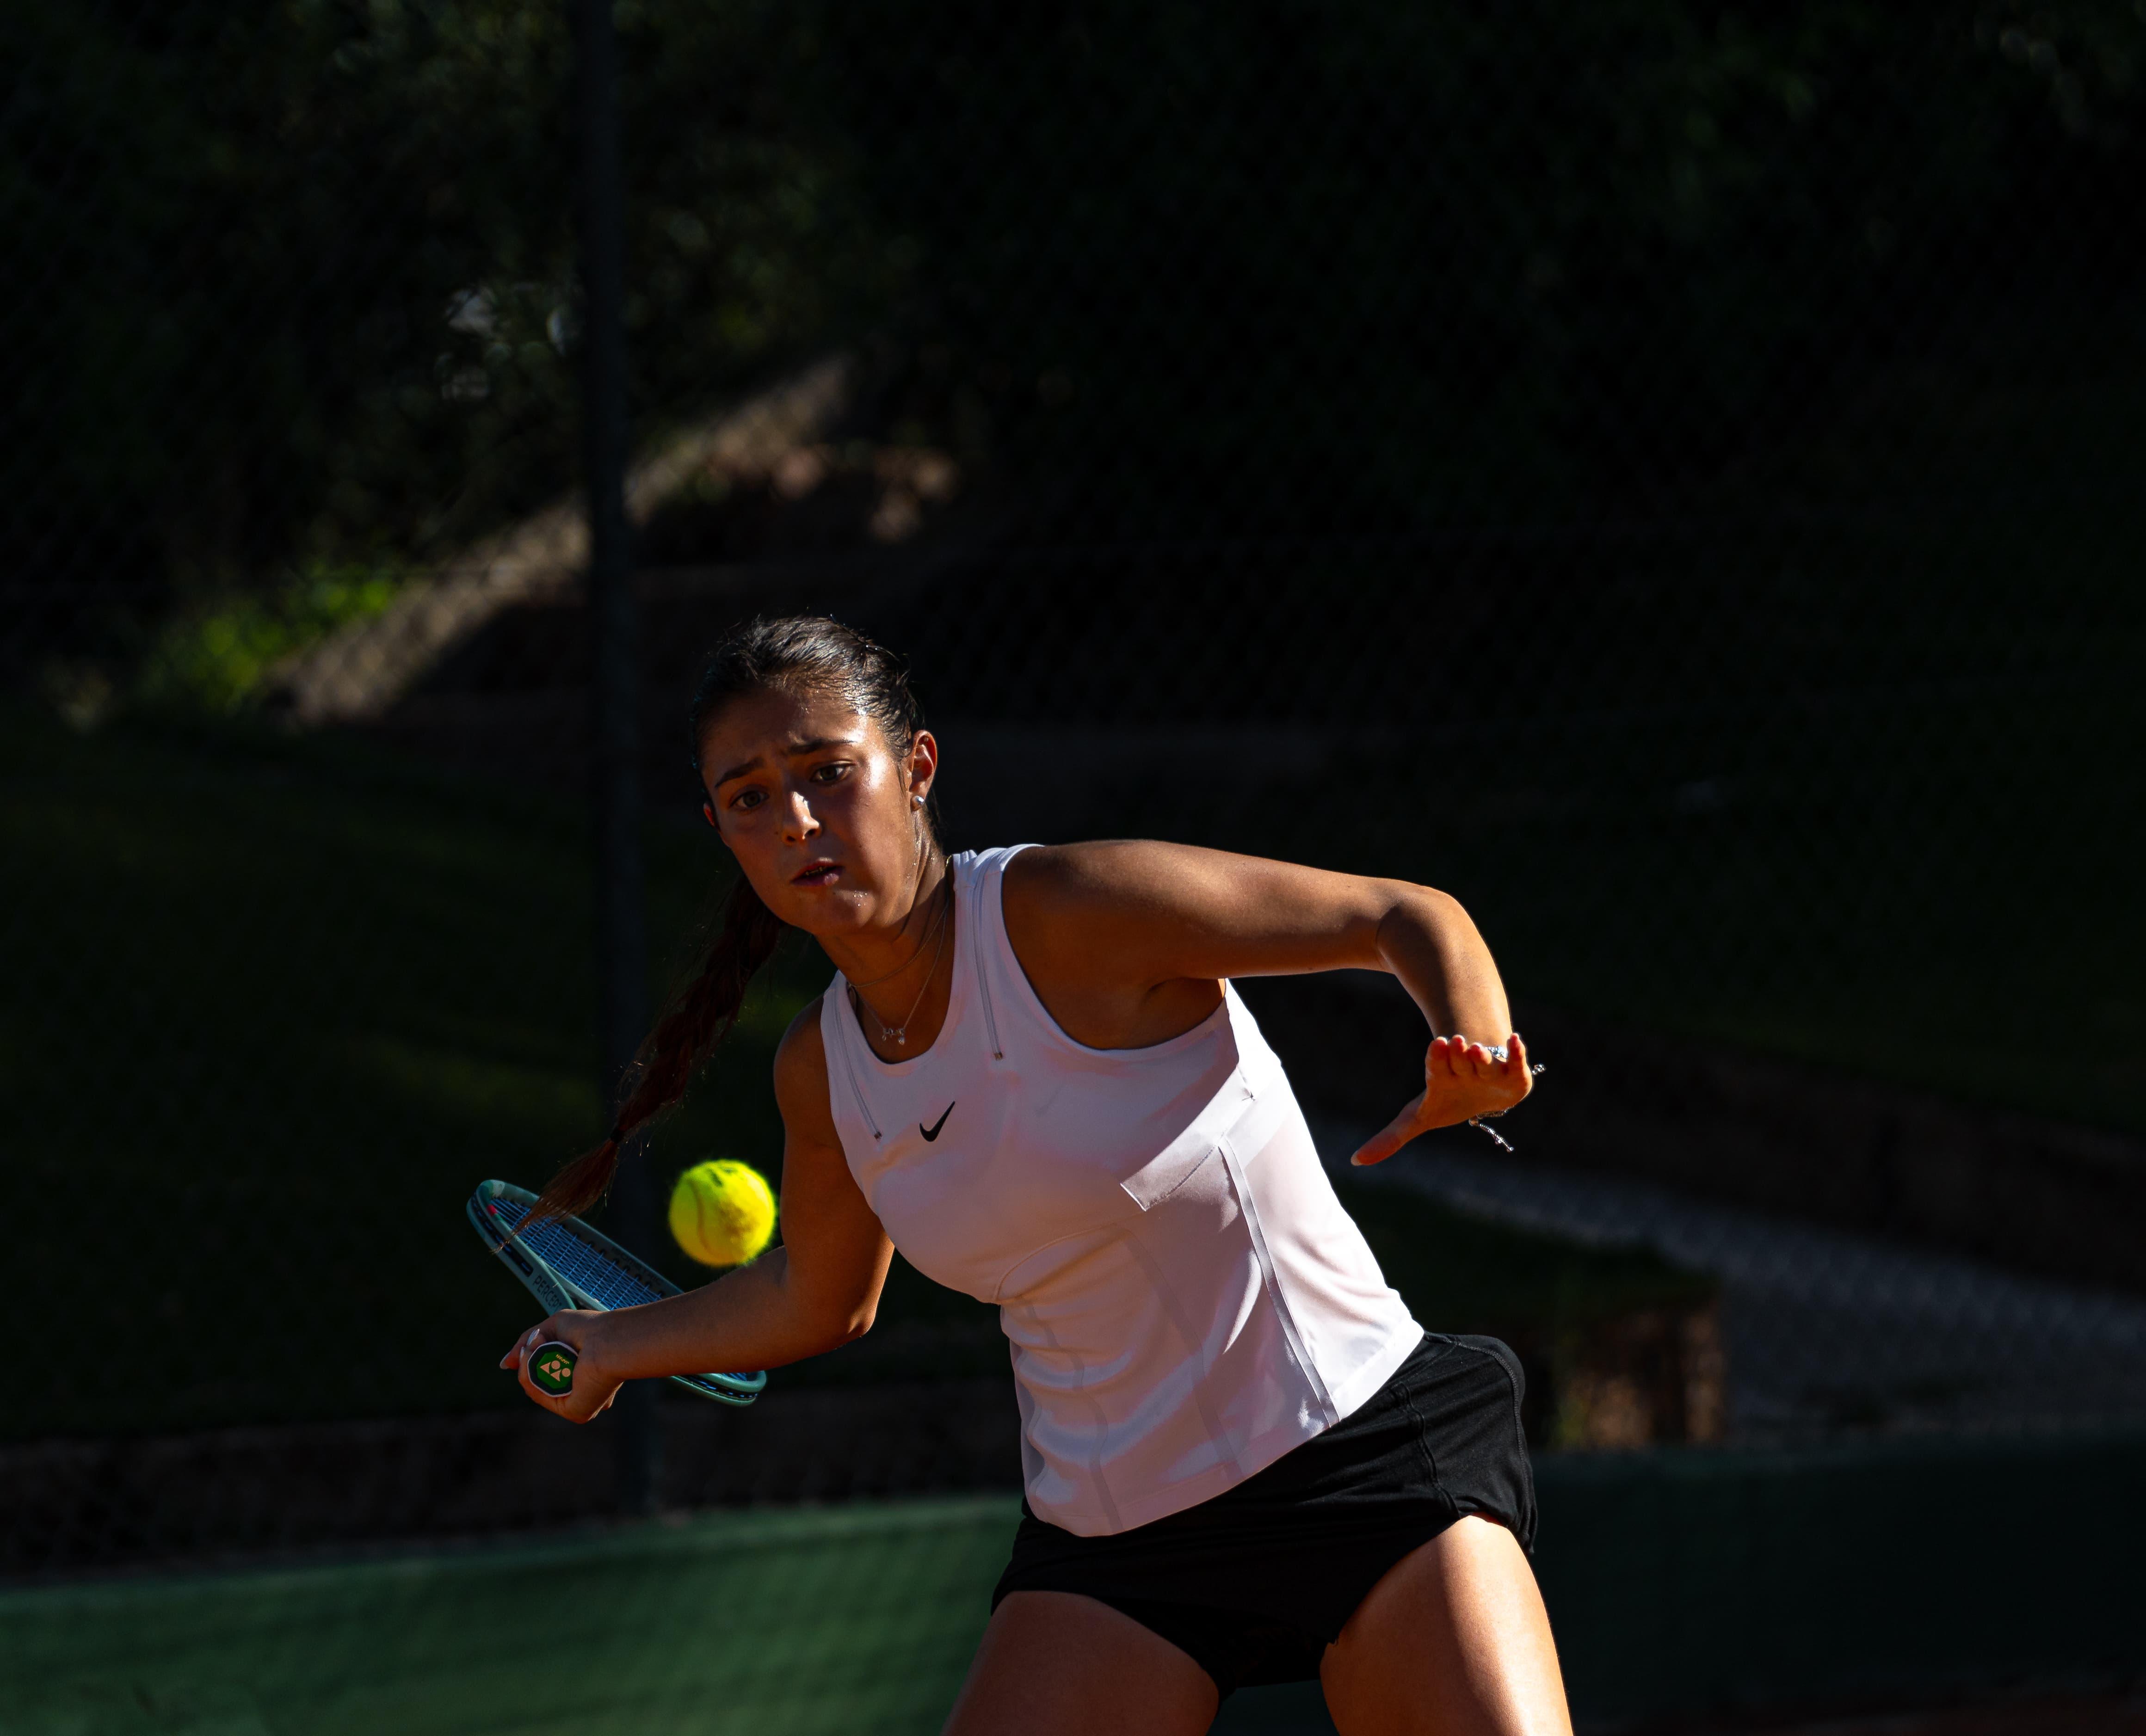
[697,684,936,937]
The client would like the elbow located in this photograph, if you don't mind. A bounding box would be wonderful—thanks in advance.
[1376,882,1475,948]
[1418,885,1491,954]
[805,1301,875,1355]
[1412,883,1472,927]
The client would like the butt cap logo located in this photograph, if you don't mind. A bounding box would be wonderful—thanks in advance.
[530,1345,576,1396]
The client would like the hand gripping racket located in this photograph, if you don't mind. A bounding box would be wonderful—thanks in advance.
[468,1179,766,1407]
[527,1340,580,1397]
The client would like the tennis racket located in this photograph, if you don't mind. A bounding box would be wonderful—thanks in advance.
[467,1179,766,1407]
[527,1341,580,1396]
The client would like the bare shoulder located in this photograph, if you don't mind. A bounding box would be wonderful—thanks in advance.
[999,840,1312,997]
[1003,839,1349,940]
[772,996,840,1145]
[1002,842,1173,964]
[1000,839,1422,1003]
[1005,839,1251,914]
[994,840,1458,1040]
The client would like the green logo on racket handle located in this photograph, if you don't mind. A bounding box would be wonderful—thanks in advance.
[528,1341,577,1397]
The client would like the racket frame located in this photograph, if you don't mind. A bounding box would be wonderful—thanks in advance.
[469,1179,765,1407]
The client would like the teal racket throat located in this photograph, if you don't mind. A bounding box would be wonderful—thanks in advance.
[468,1180,765,1407]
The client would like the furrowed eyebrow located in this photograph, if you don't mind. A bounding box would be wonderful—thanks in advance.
[711,736,862,789]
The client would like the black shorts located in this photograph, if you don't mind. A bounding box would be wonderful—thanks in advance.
[991,1333,1536,1698]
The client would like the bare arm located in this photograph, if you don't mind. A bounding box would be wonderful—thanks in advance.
[1003,841,1531,1165]
[501,1002,895,1422]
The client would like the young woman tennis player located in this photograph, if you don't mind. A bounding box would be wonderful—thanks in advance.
[506,617,1571,1735]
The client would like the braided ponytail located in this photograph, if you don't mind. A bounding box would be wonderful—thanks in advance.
[533,614,932,1223]
[534,871,785,1221]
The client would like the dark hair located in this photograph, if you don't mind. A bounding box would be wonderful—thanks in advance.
[535,616,934,1222]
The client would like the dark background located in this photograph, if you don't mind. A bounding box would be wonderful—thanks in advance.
[5,0,2144,1625]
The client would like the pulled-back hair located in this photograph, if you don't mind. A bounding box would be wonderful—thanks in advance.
[536,616,933,1221]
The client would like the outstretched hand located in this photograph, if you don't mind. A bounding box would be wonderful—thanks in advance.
[1349,1033,1534,1167]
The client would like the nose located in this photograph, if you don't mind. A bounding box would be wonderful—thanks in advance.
[779,782,820,843]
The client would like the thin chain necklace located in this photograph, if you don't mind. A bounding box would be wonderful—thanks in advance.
[842,856,946,989]
[851,881,951,1048]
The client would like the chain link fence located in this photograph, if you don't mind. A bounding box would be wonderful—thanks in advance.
[6,0,2146,1726]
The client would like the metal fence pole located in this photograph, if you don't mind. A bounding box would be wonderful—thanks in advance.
[574,0,658,1517]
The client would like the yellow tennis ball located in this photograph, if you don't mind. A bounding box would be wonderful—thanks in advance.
[668,1159,777,1268]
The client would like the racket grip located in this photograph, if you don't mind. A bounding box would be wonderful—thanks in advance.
[527,1340,578,1397]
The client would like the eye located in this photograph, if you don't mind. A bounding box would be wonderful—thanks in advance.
[729,787,765,811]
[809,761,851,784]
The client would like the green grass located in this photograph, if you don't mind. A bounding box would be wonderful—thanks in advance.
[136,562,414,716]
[0,1499,1019,1736]
[8,1442,2140,1733]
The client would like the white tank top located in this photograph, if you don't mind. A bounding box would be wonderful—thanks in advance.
[818,846,1422,1536]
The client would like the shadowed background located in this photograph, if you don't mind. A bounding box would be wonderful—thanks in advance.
[4,3,2144,1730]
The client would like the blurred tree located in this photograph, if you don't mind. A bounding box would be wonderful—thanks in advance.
[825,0,2146,534]
[2,0,2140,671]
[0,0,856,672]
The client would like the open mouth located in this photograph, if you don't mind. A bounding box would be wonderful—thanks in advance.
[791,860,842,888]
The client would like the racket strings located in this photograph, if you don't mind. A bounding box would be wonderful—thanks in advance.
[487,1196,663,1311]
[476,1186,765,1400]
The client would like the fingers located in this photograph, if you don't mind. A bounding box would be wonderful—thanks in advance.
[502,1320,553,1372]
[1350,1091,1427,1167]
[513,1325,556,1408]
[1360,1034,1536,1166]
[504,1316,622,1423]
[506,1320,574,1408]
[1427,1034,1462,1082]
[1428,1034,1501,1082]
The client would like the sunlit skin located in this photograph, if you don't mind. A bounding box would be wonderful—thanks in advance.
[694,683,951,973]
[500,683,1566,1736]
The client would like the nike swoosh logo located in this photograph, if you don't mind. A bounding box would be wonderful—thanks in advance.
[920,1102,955,1142]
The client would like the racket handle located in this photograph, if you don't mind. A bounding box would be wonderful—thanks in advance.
[527,1340,578,1397]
